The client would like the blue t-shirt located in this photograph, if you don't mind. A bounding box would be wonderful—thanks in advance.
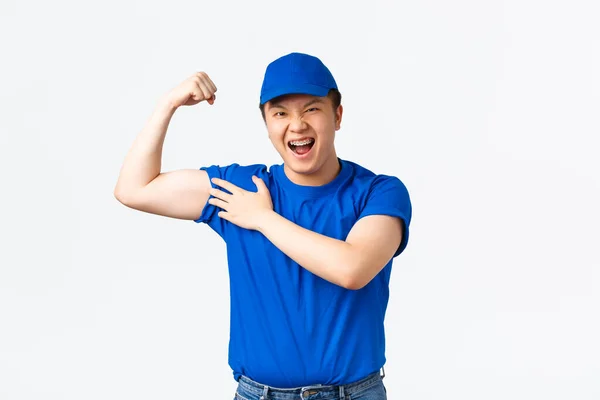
[194,158,412,388]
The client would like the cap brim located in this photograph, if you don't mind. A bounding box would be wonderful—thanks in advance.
[260,83,332,105]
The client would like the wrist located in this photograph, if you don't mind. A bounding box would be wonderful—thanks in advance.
[157,96,178,114]
[256,210,277,233]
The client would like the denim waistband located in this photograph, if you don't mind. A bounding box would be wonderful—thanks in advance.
[237,369,384,400]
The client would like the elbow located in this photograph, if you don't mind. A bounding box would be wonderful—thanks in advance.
[113,186,126,204]
[339,263,371,291]
[113,187,122,202]
[341,279,367,291]
[338,255,385,290]
[113,184,134,206]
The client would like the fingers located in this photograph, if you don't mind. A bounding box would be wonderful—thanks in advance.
[211,177,267,195]
[195,72,217,92]
[211,178,241,194]
[190,86,204,101]
[196,79,213,102]
[209,188,232,201]
[199,72,217,93]
[252,176,267,192]
[195,72,217,97]
[217,211,230,221]
[191,72,217,104]
[208,197,228,210]
[167,71,218,108]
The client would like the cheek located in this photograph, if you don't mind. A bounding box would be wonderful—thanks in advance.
[312,114,334,130]
[267,130,285,147]
[266,122,286,141]
[315,122,336,144]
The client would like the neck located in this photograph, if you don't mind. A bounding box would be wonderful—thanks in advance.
[283,153,341,186]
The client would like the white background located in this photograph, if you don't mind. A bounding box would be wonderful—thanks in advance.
[1,0,599,399]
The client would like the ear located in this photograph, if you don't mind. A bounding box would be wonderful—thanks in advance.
[335,104,343,131]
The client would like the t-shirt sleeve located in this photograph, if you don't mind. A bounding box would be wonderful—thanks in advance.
[193,163,240,238]
[358,175,412,257]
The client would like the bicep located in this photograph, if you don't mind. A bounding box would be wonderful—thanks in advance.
[118,169,212,220]
[345,215,404,279]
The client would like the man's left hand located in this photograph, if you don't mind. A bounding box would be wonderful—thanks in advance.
[208,176,274,230]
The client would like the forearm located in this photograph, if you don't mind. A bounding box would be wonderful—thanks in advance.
[257,211,359,289]
[114,98,177,195]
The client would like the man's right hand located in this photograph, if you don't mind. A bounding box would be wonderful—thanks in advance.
[163,72,218,108]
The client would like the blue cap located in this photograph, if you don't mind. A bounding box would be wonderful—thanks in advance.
[259,52,338,105]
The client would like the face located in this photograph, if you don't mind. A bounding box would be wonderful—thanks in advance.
[264,94,343,185]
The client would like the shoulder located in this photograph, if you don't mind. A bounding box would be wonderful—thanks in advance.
[201,162,268,174]
[343,159,410,195]
[200,163,274,191]
[344,160,413,236]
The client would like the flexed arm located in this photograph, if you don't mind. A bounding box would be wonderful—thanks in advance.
[114,72,217,220]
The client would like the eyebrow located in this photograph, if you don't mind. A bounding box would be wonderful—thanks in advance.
[269,98,325,110]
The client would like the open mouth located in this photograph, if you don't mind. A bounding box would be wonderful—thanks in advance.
[288,138,315,156]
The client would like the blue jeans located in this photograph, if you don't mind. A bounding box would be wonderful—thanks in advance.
[234,371,387,400]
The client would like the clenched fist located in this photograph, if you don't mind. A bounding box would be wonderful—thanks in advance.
[163,72,218,109]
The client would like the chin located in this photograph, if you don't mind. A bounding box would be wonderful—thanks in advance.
[288,163,319,176]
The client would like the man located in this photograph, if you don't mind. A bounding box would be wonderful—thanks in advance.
[114,52,412,400]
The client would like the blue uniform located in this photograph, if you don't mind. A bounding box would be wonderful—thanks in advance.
[194,158,412,388]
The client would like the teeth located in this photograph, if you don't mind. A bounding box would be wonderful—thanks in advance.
[290,138,314,146]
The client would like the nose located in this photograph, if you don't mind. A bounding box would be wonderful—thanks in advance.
[289,116,307,132]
